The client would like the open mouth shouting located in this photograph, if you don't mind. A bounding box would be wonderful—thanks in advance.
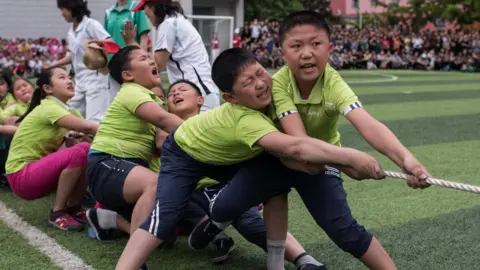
[300,63,317,73]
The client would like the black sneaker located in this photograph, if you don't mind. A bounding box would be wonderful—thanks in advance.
[298,264,328,270]
[86,208,117,241]
[188,218,224,251]
[211,237,235,263]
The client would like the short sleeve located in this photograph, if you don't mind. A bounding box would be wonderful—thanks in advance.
[329,79,361,116]
[155,21,175,53]
[236,112,278,148]
[134,11,151,37]
[121,88,156,114]
[44,104,72,125]
[87,19,111,41]
[71,109,84,119]
[272,74,298,120]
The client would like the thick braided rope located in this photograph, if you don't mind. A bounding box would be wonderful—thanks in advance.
[384,171,480,194]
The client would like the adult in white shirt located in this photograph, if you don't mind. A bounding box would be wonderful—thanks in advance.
[53,0,114,124]
[131,0,220,112]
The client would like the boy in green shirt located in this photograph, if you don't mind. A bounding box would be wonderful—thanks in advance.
[116,48,385,270]
[193,11,431,270]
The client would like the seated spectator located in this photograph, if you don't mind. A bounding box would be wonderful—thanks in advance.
[5,67,97,231]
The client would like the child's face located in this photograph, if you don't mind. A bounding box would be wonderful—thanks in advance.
[123,49,161,90]
[43,68,75,101]
[223,62,272,110]
[281,25,331,84]
[13,79,34,103]
[0,79,8,98]
[167,83,204,117]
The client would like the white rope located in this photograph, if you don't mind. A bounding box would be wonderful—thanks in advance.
[384,170,480,194]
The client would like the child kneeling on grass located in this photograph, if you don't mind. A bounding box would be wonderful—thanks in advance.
[85,46,186,243]
[115,48,385,270]
[5,67,98,231]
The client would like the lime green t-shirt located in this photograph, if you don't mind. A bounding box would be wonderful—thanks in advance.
[271,64,360,146]
[91,83,164,163]
[0,93,15,111]
[174,103,278,165]
[3,101,29,117]
[104,0,150,49]
[6,96,83,174]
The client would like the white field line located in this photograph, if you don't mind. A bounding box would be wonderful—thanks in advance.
[347,74,399,84]
[0,200,94,270]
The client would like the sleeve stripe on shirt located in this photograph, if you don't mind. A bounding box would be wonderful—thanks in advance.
[343,101,362,116]
[278,110,298,119]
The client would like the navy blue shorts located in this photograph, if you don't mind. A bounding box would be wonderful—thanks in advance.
[139,130,288,243]
[87,153,147,221]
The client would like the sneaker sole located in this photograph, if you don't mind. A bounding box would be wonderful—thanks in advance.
[86,209,103,241]
[211,245,236,263]
[48,219,84,232]
[187,230,201,251]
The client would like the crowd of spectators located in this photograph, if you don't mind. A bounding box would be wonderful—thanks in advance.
[0,38,67,78]
[237,19,480,72]
[4,21,480,76]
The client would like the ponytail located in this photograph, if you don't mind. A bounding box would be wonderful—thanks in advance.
[16,68,56,123]
[16,87,46,123]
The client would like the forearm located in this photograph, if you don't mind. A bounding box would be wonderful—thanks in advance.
[51,54,71,68]
[155,114,183,133]
[0,125,17,135]
[282,137,355,166]
[140,34,149,51]
[362,121,413,168]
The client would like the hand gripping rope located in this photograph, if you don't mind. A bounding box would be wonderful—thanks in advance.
[383,171,480,194]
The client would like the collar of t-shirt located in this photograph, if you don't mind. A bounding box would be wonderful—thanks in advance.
[46,95,73,112]
[287,66,325,104]
[74,16,89,33]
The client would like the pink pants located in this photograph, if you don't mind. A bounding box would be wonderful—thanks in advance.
[7,142,90,200]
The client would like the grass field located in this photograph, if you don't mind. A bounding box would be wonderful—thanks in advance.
[2,69,480,270]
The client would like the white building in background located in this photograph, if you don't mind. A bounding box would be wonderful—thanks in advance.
[0,0,244,52]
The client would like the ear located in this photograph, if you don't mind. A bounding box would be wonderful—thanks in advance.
[197,95,205,107]
[122,70,134,82]
[42,84,53,95]
[222,92,237,104]
[329,43,334,53]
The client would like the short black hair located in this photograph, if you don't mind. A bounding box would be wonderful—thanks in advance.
[0,68,13,92]
[146,0,184,26]
[108,46,141,84]
[211,48,257,93]
[57,0,91,22]
[279,10,331,45]
[169,80,202,96]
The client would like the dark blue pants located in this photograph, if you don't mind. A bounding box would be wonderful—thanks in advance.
[191,184,268,251]
[210,165,373,259]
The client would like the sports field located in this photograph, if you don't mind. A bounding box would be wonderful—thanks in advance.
[1,70,479,270]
